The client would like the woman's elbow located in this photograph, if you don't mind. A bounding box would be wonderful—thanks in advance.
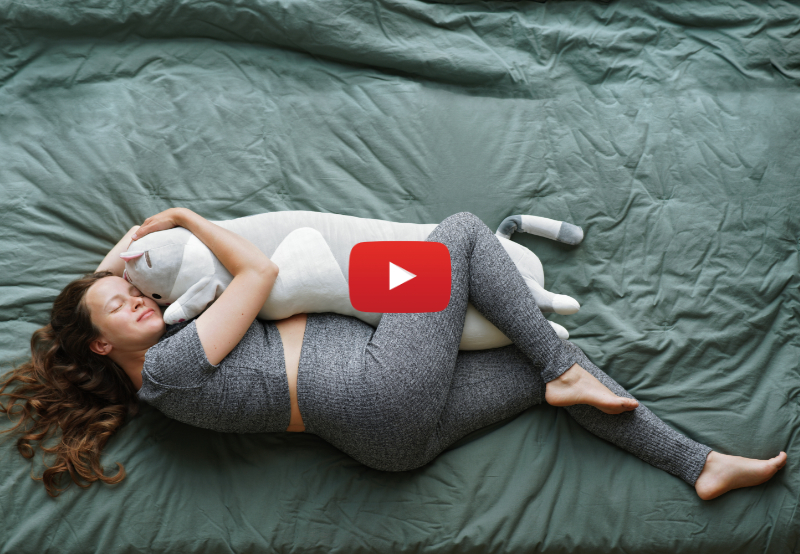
[253,259,279,284]
[262,259,279,276]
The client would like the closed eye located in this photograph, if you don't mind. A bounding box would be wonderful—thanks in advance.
[112,290,145,312]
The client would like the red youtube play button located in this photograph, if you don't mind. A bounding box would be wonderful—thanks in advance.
[349,241,451,313]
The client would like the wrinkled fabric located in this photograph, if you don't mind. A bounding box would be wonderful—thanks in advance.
[0,0,798,552]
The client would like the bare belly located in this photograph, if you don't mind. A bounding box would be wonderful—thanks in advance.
[274,313,307,432]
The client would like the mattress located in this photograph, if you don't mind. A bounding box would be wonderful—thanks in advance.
[0,0,798,552]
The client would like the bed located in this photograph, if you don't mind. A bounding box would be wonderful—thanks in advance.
[1,0,798,552]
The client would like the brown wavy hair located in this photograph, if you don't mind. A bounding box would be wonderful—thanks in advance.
[0,271,141,497]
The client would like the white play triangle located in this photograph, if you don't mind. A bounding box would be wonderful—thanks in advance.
[389,262,416,290]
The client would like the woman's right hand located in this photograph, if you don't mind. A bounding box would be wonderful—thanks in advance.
[132,207,193,241]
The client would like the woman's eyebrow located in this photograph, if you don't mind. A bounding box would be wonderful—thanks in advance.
[104,285,138,312]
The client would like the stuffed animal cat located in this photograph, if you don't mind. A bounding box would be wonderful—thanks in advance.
[120,211,583,350]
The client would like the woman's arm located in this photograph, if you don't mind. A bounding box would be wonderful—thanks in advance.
[95,226,141,276]
[133,208,279,366]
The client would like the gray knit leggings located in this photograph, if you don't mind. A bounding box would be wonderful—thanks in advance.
[309,212,712,486]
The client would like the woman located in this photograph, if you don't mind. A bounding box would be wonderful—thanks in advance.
[0,208,787,499]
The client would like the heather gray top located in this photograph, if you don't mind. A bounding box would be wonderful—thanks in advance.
[137,316,292,433]
[137,312,378,433]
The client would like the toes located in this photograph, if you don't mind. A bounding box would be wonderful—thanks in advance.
[771,452,787,468]
[603,400,635,414]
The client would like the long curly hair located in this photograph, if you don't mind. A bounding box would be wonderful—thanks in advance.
[0,271,141,497]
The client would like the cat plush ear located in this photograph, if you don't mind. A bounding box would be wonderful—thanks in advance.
[119,251,144,262]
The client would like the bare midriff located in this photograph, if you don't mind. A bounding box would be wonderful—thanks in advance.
[274,313,307,432]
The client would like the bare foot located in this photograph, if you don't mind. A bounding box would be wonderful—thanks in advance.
[694,451,787,500]
[544,363,640,414]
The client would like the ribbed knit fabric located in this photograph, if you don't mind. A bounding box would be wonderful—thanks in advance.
[298,212,712,485]
[558,340,712,484]
[137,211,712,486]
[137,318,292,433]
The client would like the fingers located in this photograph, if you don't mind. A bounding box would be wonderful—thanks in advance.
[131,216,154,240]
[131,209,180,240]
[134,221,161,240]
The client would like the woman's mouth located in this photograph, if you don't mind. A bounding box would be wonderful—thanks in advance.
[138,309,155,322]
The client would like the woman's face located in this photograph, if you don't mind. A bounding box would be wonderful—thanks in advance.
[85,275,166,356]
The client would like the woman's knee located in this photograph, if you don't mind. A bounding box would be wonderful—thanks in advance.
[432,212,484,249]
[443,211,483,229]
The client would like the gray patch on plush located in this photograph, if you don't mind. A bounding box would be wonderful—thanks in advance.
[556,223,584,245]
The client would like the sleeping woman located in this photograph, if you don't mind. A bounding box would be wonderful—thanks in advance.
[0,207,787,498]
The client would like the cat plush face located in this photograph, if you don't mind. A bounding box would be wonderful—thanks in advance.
[119,227,223,324]
[119,228,194,307]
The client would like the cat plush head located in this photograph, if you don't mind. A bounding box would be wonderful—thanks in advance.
[119,227,219,324]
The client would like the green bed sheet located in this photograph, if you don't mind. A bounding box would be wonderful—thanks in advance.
[1,0,798,552]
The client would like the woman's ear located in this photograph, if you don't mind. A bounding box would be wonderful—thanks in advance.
[89,337,112,356]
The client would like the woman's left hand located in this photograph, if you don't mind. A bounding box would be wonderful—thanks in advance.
[132,207,191,241]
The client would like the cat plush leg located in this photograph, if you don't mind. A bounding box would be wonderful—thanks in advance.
[459,303,570,349]
[522,274,580,315]
[495,234,580,315]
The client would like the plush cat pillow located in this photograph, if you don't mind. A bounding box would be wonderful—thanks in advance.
[120,211,583,350]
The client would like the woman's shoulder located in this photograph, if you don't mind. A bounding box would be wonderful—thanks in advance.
[141,318,219,390]
[142,317,267,391]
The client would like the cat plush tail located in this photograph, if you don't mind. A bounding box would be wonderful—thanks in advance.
[493,214,584,340]
[496,215,584,245]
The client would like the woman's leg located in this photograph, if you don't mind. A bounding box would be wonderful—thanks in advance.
[341,211,598,471]
[304,211,783,496]
[425,341,711,486]
[555,341,712,485]
[431,345,546,455]
[347,212,566,468]
[433,341,787,496]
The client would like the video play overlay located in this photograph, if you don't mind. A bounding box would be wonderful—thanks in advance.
[349,241,451,313]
